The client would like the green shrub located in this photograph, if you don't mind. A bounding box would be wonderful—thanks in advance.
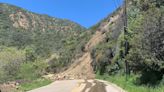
[17,60,48,80]
[20,78,52,91]
[0,47,48,82]
[96,74,164,92]
[0,47,25,82]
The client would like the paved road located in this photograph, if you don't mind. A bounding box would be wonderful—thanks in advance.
[28,79,125,92]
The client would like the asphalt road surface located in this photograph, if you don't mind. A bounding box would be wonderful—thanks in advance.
[28,79,125,92]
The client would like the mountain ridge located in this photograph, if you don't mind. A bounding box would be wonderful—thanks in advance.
[0,1,164,92]
[0,3,86,32]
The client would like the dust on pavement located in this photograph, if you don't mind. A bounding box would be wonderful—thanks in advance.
[28,79,125,92]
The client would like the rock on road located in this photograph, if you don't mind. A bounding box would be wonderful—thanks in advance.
[28,79,125,92]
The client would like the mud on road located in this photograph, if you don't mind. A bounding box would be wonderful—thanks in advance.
[28,79,125,92]
[81,80,107,92]
[71,80,124,92]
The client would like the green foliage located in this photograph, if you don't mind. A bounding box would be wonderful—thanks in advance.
[17,61,48,80]
[96,74,164,92]
[19,78,52,91]
[92,0,164,87]
[0,1,164,90]
[0,47,47,83]
[126,2,164,85]
[0,47,25,83]
[0,4,91,80]
[25,46,37,62]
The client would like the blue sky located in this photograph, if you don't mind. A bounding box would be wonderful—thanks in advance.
[0,0,123,28]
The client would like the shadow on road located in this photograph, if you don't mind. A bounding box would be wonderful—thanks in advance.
[81,80,107,92]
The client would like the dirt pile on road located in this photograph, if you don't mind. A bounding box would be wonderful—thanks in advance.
[54,52,95,80]
[45,11,122,80]
[52,31,106,80]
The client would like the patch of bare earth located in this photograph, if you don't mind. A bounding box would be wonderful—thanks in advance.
[28,10,126,92]
[0,82,18,92]
[44,11,122,81]
[51,31,106,80]
[9,12,29,30]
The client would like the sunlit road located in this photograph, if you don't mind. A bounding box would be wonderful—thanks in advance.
[28,79,125,92]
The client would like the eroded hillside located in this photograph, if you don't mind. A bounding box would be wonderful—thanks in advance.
[0,3,85,32]
[0,3,91,86]
[47,8,124,80]
[0,1,164,92]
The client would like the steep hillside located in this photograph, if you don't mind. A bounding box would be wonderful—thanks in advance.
[91,0,164,91]
[48,7,124,80]
[0,1,164,92]
[0,3,85,32]
[0,3,89,60]
[0,3,91,84]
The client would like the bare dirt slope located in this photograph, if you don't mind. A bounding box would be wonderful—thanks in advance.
[44,11,122,80]
[29,10,125,92]
[52,32,106,80]
[53,52,95,79]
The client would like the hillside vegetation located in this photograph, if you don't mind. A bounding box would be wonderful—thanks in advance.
[0,0,164,92]
[0,3,94,84]
[91,0,164,91]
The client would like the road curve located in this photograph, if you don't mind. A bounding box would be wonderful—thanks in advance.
[28,79,125,92]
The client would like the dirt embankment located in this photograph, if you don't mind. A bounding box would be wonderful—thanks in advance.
[0,82,18,92]
[51,32,106,80]
[43,11,123,80]
[50,14,121,80]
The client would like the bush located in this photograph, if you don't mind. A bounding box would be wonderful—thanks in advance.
[127,5,164,84]
[20,78,52,91]
[0,47,25,82]
[0,47,48,83]
[17,60,48,80]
